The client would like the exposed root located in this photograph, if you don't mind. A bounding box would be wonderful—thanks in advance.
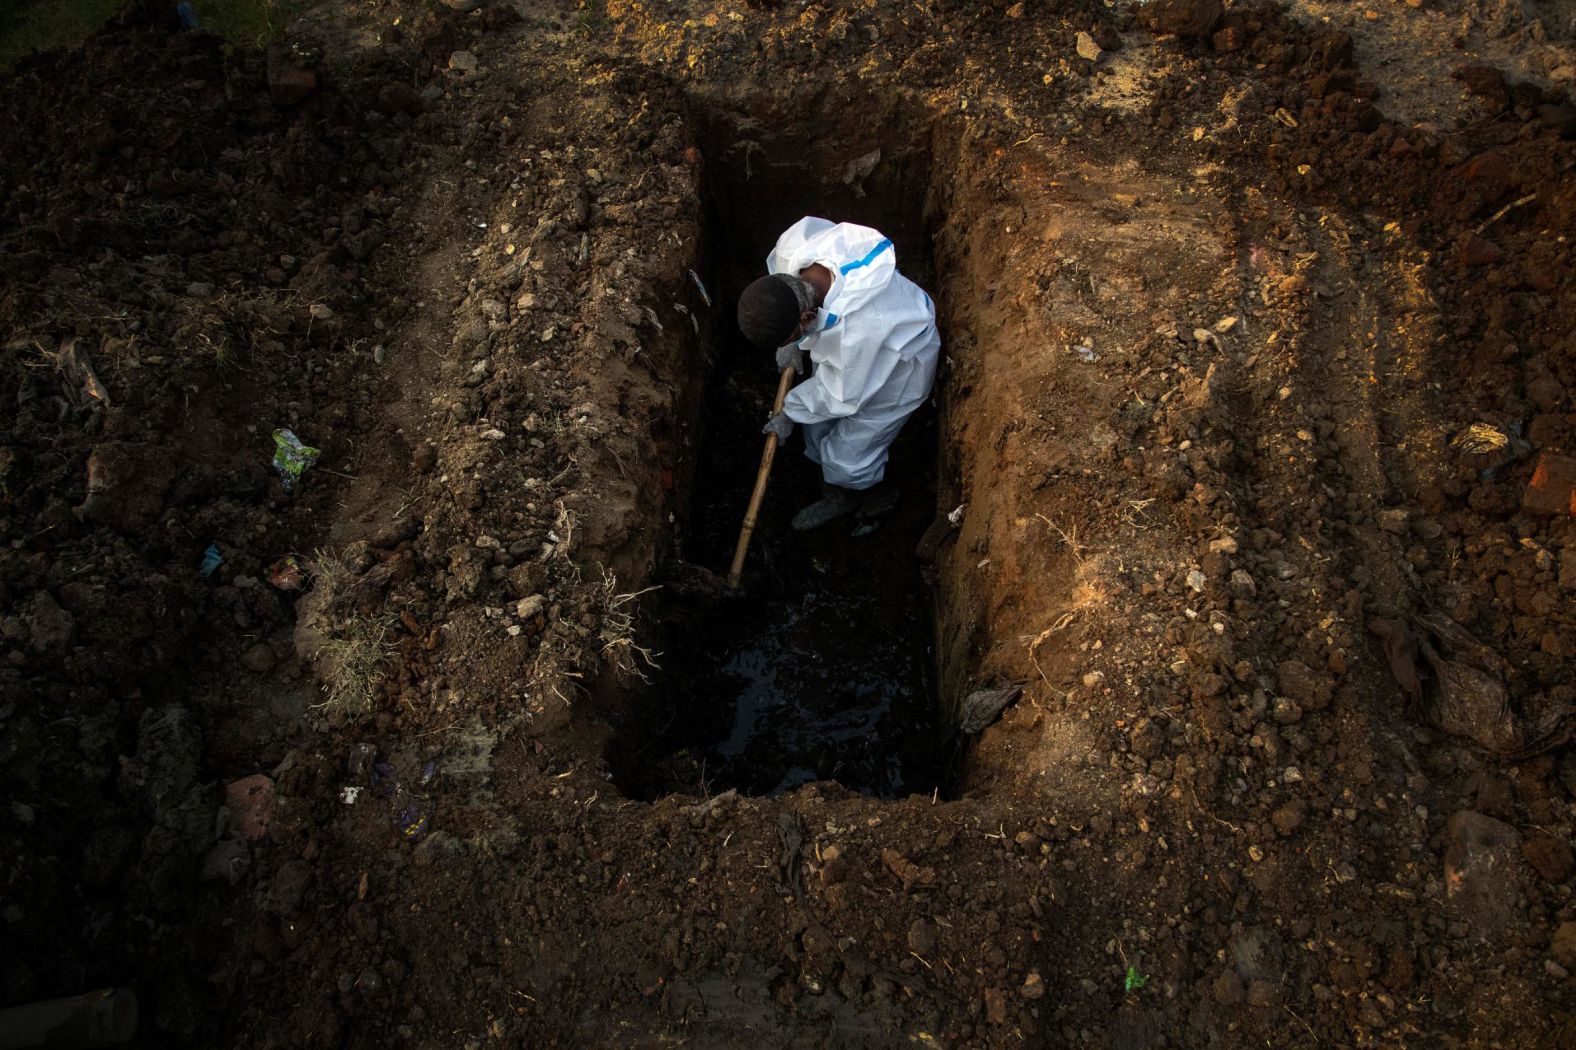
[595,567,662,682]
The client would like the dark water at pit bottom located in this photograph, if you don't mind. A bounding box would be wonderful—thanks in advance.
[612,356,948,800]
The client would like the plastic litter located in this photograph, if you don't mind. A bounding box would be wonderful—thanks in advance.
[687,269,712,308]
[1124,966,1147,993]
[1450,422,1509,455]
[395,795,430,839]
[57,337,112,408]
[271,429,321,490]
[349,742,377,780]
[841,148,882,198]
[371,761,397,798]
[200,544,223,578]
[959,683,1024,734]
[359,751,438,840]
[1071,342,1099,363]
[1372,614,1573,758]
[0,987,138,1046]
[267,556,305,591]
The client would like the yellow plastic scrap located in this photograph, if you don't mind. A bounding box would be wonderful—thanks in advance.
[1451,423,1510,455]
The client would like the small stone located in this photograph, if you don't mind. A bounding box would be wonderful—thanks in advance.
[186,281,215,297]
[1212,970,1244,1006]
[1021,972,1046,999]
[201,839,250,885]
[266,47,318,106]
[1130,718,1164,759]
[1522,832,1574,884]
[225,775,275,841]
[1459,234,1503,267]
[376,82,425,117]
[1276,660,1332,711]
[412,443,438,473]
[1208,535,1239,555]
[240,642,277,674]
[1082,670,1106,688]
[1547,959,1571,980]
[1271,799,1305,836]
[1211,25,1244,52]
[1005,2,1025,16]
[881,848,937,892]
[1445,810,1525,940]
[26,591,75,656]
[1214,316,1239,333]
[1186,568,1206,592]
[1551,922,1576,969]
[1245,979,1280,1007]
[1376,508,1409,535]
[309,303,335,321]
[983,987,1009,1024]
[516,595,546,620]
[448,50,479,73]
[1137,0,1223,39]
[1229,569,1257,598]
[1270,697,1303,725]
[1075,31,1103,61]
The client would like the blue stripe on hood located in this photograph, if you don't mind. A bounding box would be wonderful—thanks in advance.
[839,239,892,274]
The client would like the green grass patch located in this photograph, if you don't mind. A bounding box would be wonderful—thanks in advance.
[192,0,291,51]
[0,0,123,70]
[0,0,293,72]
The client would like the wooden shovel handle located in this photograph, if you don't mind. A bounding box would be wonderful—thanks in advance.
[726,366,798,588]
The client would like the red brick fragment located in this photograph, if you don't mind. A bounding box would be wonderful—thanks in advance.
[1523,451,1576,516]
[226,774,276,841]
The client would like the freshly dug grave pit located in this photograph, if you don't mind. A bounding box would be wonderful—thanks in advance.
[606,92,959,800]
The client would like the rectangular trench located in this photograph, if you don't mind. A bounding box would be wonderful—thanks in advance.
[605,90,964,801]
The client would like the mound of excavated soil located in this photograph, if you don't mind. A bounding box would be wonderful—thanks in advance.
[2,0,1574,1045]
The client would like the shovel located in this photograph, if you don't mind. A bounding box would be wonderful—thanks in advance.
[726,365,797,589]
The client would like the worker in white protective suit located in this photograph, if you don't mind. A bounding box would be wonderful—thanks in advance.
[736,217,941,531]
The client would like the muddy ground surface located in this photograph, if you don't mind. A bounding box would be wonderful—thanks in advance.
[3,0,1576,1045]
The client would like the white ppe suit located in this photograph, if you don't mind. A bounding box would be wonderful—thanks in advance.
[769,217,941,491]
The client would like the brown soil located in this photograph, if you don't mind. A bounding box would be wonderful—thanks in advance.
[3,0,1575,1046]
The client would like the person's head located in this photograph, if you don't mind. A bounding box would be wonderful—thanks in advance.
[737,273,818,350]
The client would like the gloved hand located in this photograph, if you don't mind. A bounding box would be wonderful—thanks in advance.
[762,412,794,444]
[775,343,805,375]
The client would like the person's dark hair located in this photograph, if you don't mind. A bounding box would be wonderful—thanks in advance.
[737,275,801,349]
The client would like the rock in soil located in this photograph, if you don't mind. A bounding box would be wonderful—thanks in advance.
[1445,811,1527,940]
[1137,0,1223,39]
